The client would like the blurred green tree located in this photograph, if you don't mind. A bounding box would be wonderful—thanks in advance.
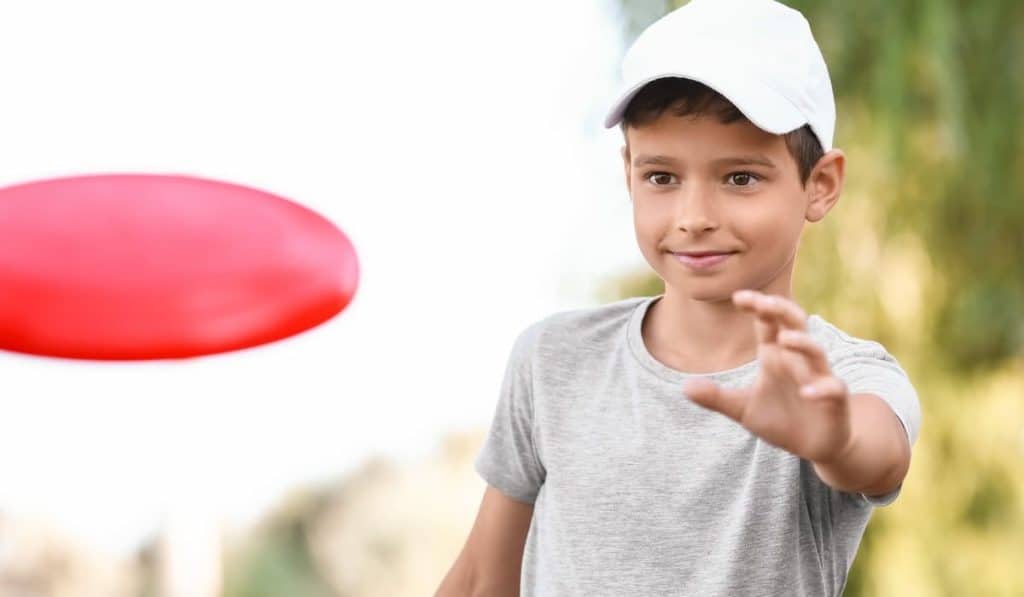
[221,491,335,597]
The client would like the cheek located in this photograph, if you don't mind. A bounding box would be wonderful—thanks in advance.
[632,209,666,263]
[736,204,800,245]
[633,207,662,244]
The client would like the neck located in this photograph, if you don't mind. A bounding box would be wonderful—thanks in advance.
[643,276,793,374]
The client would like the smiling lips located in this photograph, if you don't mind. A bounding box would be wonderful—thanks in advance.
[672,250,736,270]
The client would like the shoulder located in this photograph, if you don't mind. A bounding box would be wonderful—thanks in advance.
[538,295,648,339]
[807,314,897,365]
[545,295,649,330]
[513,295,650,356]
[808,314,922,449]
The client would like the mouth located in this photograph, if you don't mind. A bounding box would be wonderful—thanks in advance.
[670,251,737,270]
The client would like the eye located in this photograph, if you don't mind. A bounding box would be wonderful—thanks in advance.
[726,171,762,187]
[643,171,677,186]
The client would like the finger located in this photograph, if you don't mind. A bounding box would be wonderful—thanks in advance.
[731,289,760,309]
[683,377,748,422]
[777,329,831,376]
[749,293,808,337]
[734,291,803,343]
[732,290,808,329]
[799,376,848,401]
[760,294,808,332]
[732,290,779,343]
[752,301,780,344]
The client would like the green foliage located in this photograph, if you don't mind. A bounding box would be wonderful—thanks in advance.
[221,492,336,597]
[784,0,1024,374]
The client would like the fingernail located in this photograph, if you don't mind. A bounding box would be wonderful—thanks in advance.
[801,385,816,396]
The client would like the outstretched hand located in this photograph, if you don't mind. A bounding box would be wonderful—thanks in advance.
[682,289,852,464]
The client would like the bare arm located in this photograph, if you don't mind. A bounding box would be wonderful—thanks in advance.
[812,392,911,496]
[435,485,535,597]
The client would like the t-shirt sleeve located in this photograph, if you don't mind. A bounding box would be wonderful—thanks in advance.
[473,321,547,505]
[829,338,922,507]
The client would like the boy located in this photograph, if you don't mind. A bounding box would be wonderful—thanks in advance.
[436,0,922,595]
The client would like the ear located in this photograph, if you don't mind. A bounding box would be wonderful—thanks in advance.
[621,144,632,195]
[805,148,845,222]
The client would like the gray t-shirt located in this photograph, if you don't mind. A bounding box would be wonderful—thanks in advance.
[474,294,922,596]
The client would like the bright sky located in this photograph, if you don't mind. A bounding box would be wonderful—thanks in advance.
[0,0,644,558]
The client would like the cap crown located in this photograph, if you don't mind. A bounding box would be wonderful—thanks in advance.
[614,0,835,150]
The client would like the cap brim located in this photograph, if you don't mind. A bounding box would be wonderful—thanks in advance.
[603,68,806,137]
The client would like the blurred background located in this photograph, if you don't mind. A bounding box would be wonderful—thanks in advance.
[0,0,1020,596]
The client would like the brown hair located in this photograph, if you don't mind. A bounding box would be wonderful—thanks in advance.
[619,77,824,187]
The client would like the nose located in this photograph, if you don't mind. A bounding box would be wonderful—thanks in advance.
[674,182,718,233]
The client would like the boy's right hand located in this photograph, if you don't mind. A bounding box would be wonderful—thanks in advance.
[682,290,853,465]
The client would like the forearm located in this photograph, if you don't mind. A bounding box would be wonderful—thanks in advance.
[435,549,521,597]
[812,393,910,496]
[435,554,475,596]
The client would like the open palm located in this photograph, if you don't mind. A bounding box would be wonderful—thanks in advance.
[683,290,853,464]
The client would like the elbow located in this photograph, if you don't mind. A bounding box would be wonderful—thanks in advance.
[860,428,912,497]
[880,418,913,490]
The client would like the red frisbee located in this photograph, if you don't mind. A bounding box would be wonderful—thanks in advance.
[0,173,359,360]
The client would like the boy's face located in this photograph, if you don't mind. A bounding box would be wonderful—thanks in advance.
[622,110,843,303]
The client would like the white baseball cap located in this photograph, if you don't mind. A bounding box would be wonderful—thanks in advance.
[603,0,836,151]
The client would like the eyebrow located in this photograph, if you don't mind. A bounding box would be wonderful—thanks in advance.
[632,154,777,169]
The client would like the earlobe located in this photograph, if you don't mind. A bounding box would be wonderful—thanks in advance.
[806,149,845,222]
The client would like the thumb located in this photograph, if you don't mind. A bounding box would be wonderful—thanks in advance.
[683,377,747,422]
